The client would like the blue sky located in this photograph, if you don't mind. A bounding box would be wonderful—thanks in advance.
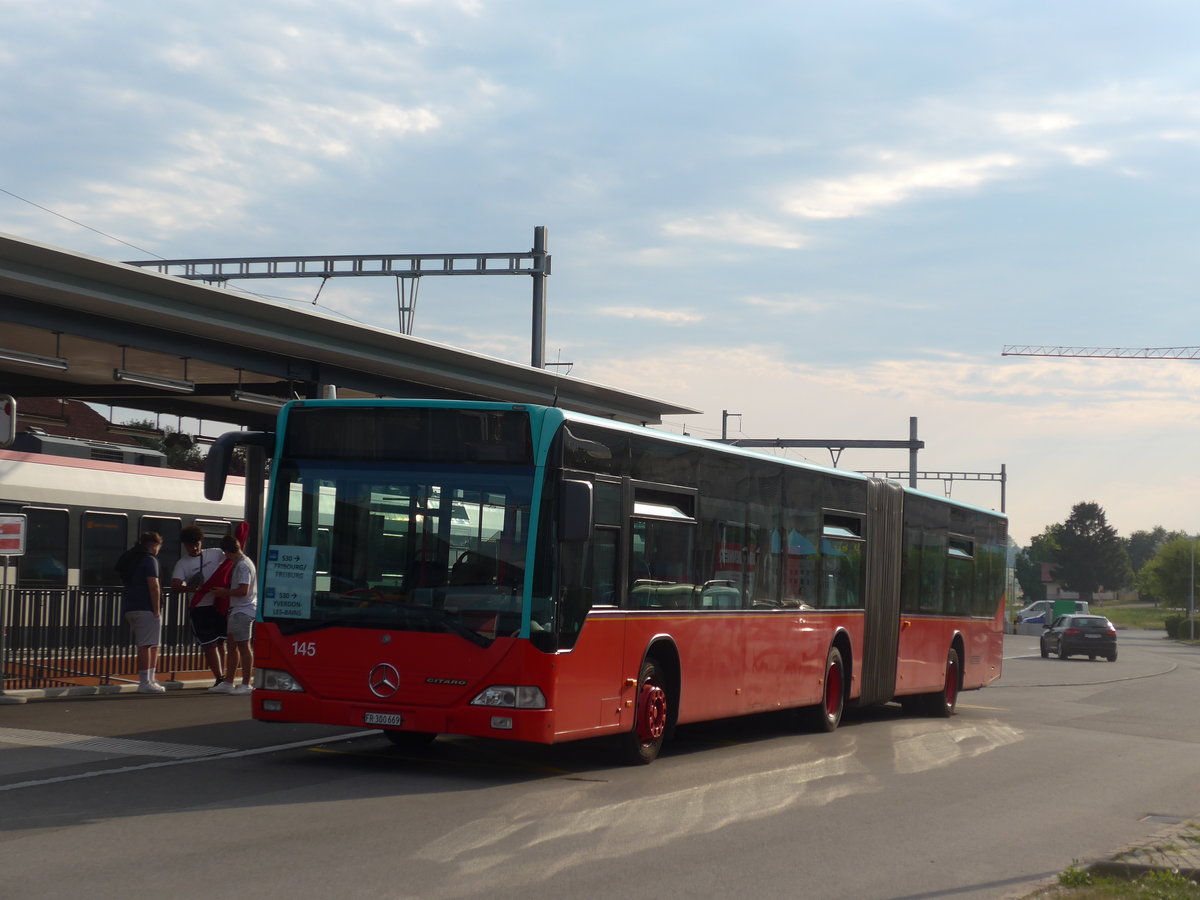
[4,0,1200,545]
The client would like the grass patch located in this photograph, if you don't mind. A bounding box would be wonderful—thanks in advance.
[1098,605,1179,632]
[1032,866,1200,898]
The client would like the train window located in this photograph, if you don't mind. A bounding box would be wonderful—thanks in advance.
[194,519,232,546]
[19,507,68,587]
[81,511,129,586]
[143,517,182,585]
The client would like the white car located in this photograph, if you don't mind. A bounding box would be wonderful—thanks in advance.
[1014,600,1090,629]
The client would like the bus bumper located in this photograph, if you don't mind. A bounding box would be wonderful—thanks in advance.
[253,692,558,744]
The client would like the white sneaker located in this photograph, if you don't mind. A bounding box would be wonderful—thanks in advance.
[230,683,253,696]
[209,680,235,694]
[138,681,166,694]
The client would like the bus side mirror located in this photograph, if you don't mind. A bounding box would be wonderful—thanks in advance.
[204,430,274,501]
[559,479,593,543]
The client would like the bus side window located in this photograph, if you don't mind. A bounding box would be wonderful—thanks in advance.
[820,514,864,609]
[556,526,619,648]
[945,538,974,615]
[630,517,696,609]
[593,528,619,607]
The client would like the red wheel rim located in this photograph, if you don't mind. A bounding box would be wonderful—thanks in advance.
[824,659,842,720]
[945,657,959,708]
[637,680,668,743]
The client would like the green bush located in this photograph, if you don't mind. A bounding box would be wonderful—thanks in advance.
[1166,616,1185,639]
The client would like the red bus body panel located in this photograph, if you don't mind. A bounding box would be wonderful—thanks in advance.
[894,615,1003,696]
[253,609,867,744]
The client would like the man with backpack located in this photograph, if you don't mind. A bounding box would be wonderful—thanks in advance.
[119,531,166,693]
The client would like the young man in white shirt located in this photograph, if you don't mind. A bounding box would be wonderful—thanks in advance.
[171,525,231,693]
[210,534,257,695]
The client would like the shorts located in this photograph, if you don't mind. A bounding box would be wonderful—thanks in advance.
[189,606,227,646]
[125,610,162,647]
[227,610,255,642]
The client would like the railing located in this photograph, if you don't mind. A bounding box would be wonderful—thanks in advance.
[0,585,206,691]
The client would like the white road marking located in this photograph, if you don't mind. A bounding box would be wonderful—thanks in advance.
[0,729,378,792]
[0,726,230,758]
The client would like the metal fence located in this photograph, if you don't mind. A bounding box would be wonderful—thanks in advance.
[0,585,206,691]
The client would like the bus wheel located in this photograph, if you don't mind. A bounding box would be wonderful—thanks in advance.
[620,657,669,765]
[902,647,960,718]
[931,647,960,718]
[383,730,437,751]
[807,646,845,732]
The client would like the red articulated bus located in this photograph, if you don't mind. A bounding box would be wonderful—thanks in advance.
[207,400,1008,764]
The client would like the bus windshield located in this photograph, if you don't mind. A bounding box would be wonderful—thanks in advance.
[264,459,533,642]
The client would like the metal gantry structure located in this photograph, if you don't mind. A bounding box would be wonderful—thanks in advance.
[126,226,553,368]
[1002,345,1200,360]
[857,466,1007,512]
[719,413,1006,511]
[721,415,924,487]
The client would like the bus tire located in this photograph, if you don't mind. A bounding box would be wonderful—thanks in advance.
[805,645,845,733]
[902,647,960,718]
[383,730,437,751]
[930,647,960,717]
[620,657,669,765]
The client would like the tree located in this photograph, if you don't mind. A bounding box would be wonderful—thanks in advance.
[1136,537,1199,610]
[1126,527,1186,575]
[1015,525,1061,602]
[1127,527,1187,605]
[1055,502,1132,603]
[124,419,206,471]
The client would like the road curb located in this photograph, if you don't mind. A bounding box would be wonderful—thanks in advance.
[0,678,217,704]
[1085,820,1200,881]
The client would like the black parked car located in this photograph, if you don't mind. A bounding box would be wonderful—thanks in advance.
[1040,615,1118,661]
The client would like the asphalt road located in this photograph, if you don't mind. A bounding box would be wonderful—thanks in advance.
[2,629,1198,900]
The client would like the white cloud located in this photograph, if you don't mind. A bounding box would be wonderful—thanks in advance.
[1057,145,1110,165]
[63,180,254,238]
[662,213,809,249]
[994,112,1080,136]
[781,154,1024,220]
[740,294,829,314]
[423,325,530,358]
[598,306,706,324]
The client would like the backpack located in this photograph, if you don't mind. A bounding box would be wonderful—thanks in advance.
[115,545,146,585]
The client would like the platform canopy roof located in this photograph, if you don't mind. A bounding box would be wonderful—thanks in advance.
[0,232,697,431]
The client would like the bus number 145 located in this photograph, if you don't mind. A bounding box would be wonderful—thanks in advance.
[292,641,317,657]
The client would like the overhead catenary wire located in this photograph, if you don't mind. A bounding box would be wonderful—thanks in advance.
[0,186,166,259]
[0,186,380,327]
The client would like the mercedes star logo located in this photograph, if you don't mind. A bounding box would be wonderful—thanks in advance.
[368,663,400,698]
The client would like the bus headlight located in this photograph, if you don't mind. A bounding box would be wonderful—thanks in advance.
[255,669,305,692]
[470,685,546,709]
